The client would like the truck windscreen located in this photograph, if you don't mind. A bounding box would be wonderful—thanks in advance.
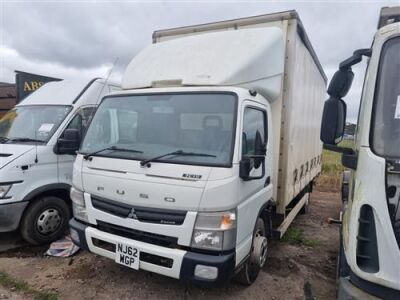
[0,105,72,144]
[80,93,237,167]
[371,37,400,159]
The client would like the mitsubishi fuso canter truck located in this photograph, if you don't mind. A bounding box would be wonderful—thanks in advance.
[0,78,119,245]
[69,10,326,286]
[320,6,400,300]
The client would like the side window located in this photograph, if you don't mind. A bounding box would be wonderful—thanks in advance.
[242,107,266,156]
[61,107,96,140]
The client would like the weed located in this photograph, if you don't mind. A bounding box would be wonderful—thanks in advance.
[282,227,320,247]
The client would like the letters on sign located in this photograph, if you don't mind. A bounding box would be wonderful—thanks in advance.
[23,81,44,92]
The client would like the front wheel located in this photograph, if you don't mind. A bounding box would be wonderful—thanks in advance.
[20,196,70,245]
[235,218,268,285]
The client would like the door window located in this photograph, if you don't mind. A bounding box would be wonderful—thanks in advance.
[60,107,96,140]
[242,107,267,157]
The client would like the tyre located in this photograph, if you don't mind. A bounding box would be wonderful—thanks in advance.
[20,196,70,245]
[235,218,268,285]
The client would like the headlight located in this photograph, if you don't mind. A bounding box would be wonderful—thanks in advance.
[70,186,88,222]
[191,210,236,251]
[0,185,12,198]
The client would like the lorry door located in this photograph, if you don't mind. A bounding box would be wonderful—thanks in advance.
[57,106,96,184]
[237,101,273,246]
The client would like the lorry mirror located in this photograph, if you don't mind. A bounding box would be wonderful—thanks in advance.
[239,158,252,180]
[327,68,354,98]
[254,131,266,169]
[55,129,81,155]
[320,97,346,145]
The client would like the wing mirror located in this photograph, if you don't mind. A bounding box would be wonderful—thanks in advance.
[240,131,266,181]
[54,129,81,155]
[320,67,353,145]
[320,97,347,145]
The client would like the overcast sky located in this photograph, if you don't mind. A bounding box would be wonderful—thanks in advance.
[0,0,398,122]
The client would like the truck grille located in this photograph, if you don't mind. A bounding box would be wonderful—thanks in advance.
[96,220,178,249]
[91,196,187,225]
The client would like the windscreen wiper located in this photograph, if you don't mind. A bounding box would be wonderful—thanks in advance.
[0,137,10,143]
[83,146,143,160]
[140,150,216,167]
[9,137,45,143]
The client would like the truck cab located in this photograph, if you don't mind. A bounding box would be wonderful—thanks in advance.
[320,6,400,299]
[0,78,119,244]
[69,11,326,286]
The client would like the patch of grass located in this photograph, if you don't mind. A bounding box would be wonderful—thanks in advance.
[282,227,320,247]
[316,140,354,191]
[0,271,58,300]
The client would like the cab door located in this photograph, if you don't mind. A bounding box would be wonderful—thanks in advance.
[57,106,96,184]
[236,100,273,261]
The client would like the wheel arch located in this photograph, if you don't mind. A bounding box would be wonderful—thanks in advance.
[257,199,275,238]
[22,183,71,203]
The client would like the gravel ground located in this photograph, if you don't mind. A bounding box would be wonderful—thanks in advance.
[0,190,341,300]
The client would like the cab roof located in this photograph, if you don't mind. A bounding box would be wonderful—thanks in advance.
[17,78,119,107]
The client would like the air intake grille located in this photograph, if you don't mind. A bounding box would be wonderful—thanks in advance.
[97,221,178,249]
[356,205,379,273]
[91,196,187,225]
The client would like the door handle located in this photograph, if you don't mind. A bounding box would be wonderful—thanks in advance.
[264,176,271,187]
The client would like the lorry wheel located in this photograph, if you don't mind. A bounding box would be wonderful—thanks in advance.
[235,218,268,285]
[20,196,70,245]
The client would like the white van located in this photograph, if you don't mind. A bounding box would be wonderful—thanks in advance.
[69,11,326,286]
[0,78,119,244]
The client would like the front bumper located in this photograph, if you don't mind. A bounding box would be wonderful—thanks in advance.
[0,201,28,232]
[338,275,400,300]
[338,277,379,300]
[70,218,235,287]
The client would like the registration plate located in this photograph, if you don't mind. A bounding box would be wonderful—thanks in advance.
[115,243,140,270]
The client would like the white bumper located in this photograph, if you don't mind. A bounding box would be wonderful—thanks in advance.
[85,226,187,279]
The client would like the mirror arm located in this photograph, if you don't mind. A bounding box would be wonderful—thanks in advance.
[323,144,354,154]
[323,144,358,170]
[339,48,372,69]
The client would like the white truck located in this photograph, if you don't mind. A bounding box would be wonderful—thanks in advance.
[0,78,119,245]
[69,10,326,286]
[320,6,400,299]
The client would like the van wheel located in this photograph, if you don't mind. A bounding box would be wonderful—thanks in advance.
[20,196,70,245]
[235,218,268,285]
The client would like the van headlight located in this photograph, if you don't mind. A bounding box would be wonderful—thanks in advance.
[0,184,12,198]
[191,210,236,251]
[70,186,88,222]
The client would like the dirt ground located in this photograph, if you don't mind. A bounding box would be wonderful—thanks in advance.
[0,190,341,300]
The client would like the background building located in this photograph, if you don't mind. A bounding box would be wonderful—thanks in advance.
[0,82,16,118]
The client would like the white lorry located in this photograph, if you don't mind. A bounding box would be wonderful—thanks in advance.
[69,10,326,286]
[0,78,119,245]
[320,6,400,299]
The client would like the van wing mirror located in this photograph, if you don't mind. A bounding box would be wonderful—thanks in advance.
[54,128,81,155]
[320,97,347,145]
